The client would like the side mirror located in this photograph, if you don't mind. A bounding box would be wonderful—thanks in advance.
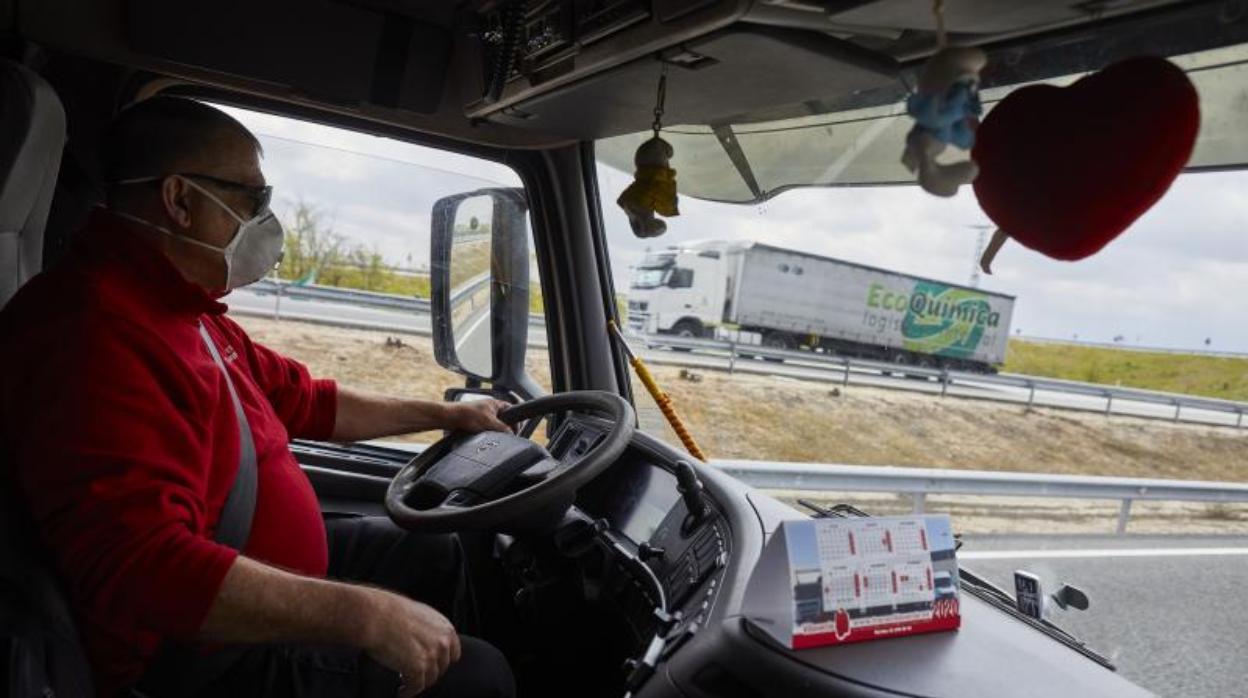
[430,187,531,390]
[1051,584,1090,612]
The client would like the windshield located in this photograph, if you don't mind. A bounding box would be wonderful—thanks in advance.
[631,267,671,289]
[598,44,1248,203]
[595,41,1248,698]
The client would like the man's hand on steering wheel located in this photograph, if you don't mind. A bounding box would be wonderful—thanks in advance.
[443,399,514,434]
[387,391,635,533]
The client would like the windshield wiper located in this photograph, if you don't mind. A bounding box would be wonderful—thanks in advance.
[797,499,871,519]
[958,568,1115,671]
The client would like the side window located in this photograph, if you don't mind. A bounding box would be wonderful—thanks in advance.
[213,104,549,443]
[669,268,694,288]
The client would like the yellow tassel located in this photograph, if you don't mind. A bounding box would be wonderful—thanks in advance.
[631,356,707,461]
[608,320,706,461]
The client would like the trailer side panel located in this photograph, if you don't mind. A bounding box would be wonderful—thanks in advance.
[732,246,1014,365]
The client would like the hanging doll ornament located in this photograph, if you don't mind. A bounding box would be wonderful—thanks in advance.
[618,70,679,238]
[901,0,987,198]
[972,55,1200,273]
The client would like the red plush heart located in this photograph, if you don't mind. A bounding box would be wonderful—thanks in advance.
[972,56,1200,261]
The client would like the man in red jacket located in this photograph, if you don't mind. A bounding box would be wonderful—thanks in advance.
[0,97,515,697]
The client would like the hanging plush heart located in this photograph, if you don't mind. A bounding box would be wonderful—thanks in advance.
[972,56,1200,271]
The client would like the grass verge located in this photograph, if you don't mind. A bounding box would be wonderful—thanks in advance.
[1004,340,1248,401]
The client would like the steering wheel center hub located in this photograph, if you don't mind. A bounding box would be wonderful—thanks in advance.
[407,432,555,509]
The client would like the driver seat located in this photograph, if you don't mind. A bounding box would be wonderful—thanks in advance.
[0,57,64,308]
[0,56,95,697]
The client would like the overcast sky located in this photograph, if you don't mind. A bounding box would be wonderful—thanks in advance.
[223,106,1248,354]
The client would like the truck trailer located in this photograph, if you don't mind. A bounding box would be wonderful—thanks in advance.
[627,241,1016,372]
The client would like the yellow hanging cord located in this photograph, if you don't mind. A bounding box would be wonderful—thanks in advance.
[609,321,708,461]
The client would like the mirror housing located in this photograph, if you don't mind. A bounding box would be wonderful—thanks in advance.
[430,187,530,388]
[444,387,517,404]
[1051,584,1090,612]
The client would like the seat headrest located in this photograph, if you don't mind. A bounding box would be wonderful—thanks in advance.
[0,59,66,307]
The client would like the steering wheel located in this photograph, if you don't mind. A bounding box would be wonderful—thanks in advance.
[385,391,636,532]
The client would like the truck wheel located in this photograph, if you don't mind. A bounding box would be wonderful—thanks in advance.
[669,320,703,351]
[762,332,795,362]
[908,355,936,381]
[881,350,908,376]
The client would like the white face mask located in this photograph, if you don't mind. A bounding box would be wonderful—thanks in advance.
[112,174,285,290]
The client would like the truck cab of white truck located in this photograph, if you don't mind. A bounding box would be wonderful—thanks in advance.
[627,242,740,340]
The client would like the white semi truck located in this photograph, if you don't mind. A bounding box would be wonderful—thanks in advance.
[626,241,1016,372]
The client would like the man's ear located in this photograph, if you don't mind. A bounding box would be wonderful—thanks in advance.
[159,176,194,229]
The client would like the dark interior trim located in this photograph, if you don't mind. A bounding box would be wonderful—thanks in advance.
[580,141,635,408]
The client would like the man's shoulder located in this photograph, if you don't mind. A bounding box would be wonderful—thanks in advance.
[2,263,89,341]
[1,260,139,347]
[0,268,195,389]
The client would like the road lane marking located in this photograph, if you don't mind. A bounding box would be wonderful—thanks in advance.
[961,547,1248,561]
[455,306,492,354]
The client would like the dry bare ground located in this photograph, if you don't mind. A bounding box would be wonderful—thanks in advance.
[233,315,1248,532]
[649,369,1248,483]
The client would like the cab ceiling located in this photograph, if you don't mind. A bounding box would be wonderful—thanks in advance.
[3,0,1229,149]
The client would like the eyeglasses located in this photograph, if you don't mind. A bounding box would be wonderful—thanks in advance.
[178,173,272,218]
[114,173,272,218]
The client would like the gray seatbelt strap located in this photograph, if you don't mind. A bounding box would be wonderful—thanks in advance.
[198,322,257,551]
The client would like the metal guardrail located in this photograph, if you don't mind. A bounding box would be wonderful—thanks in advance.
[714,459,1248,534]
[250,279,430,313]
[638,333,1248,429]
[448,272,492,308]
[246,276,534,321]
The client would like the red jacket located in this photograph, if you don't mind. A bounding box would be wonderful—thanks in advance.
[0,209,337,696]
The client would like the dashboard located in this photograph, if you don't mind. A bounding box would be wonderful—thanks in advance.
[548,417,732,665]
[579,454,680,544]
[533,414,1148,698]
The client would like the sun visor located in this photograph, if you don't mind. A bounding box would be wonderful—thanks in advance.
[124,0,450,113]
[485,25,900,142]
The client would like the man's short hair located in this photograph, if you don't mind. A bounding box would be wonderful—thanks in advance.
[101,97,262,203]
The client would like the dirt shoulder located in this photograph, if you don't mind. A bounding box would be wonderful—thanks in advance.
[653,367,1248,482]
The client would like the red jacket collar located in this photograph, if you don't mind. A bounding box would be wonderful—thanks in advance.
[78,208,228,317]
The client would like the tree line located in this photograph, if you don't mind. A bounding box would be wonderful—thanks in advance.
[276,201,430,297]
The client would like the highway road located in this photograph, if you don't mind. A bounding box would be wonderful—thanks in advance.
[960,534,1248,697]
[454,303,493,376]
[224,287,1245,429]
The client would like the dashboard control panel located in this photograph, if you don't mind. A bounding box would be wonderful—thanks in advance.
[556,418,730,647]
